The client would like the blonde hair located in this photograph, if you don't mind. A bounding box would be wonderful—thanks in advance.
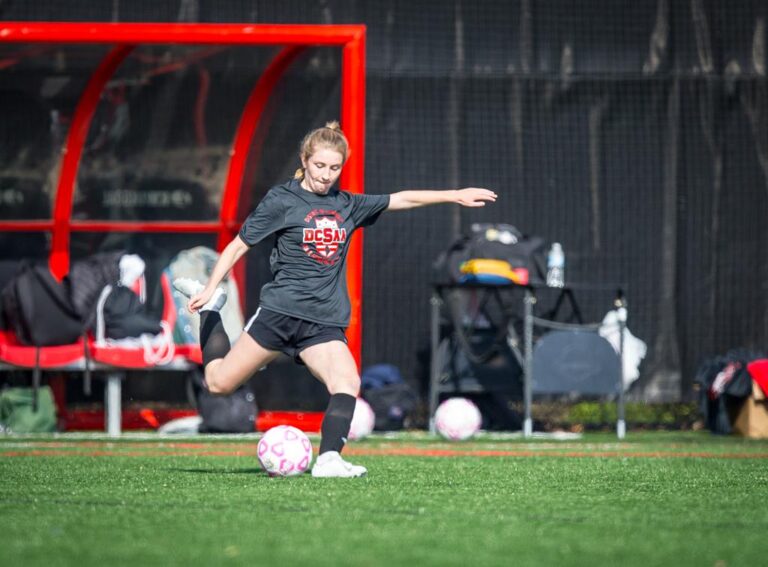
[293,121,349,179]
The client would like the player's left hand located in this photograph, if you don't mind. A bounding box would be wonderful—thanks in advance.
[455,187,497,207]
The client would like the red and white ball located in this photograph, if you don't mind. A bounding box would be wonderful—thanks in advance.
[435,397,482,441]
[349,397,376,440]
[257,425,313,477]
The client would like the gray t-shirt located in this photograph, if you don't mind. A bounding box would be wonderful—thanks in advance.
[239,179,391,327]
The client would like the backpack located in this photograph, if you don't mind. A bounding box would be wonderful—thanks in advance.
[68,250,123,329]
[0,262,84,346]
[433,223,548,286]
[361,365,418,431]
[94,284,174,366]
[97,285,162,340]
[0,386,57,433]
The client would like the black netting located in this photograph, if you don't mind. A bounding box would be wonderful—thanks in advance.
[2,1,768,406]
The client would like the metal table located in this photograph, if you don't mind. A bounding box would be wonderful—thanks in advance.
[429,281,627,438]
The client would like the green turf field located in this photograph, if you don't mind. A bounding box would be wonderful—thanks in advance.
[2,431,767,566]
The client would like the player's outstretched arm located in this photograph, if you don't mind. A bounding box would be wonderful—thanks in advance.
[187,235,250,312]
[387,188,497,211]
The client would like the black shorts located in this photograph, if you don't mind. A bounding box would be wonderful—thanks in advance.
[244,307,347,363]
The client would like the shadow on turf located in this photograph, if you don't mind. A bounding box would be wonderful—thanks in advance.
[172,467,269,475]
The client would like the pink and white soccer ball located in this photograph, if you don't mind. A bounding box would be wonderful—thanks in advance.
[435,397,482,440]
[349,397,376,440]
[257,425,313,477]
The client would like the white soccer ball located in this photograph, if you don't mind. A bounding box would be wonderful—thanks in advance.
[349,397,376,440]
[435,397,482,441]
[257,425,313,477]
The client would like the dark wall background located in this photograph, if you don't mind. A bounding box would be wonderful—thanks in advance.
[2,0,768,404]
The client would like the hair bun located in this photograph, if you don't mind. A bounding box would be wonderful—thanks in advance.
[298,121,348,165]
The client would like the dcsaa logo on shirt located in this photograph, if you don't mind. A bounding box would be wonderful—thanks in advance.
[302,210,348,264]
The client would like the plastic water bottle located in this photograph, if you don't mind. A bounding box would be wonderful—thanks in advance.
[546,242,565,288]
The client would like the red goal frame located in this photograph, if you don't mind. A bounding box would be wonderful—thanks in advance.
[0,22,368,365]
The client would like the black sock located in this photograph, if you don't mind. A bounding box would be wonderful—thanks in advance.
[200,310,230,369]
[319,393,356,454]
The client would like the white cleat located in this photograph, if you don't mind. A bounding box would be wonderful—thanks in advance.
[172,277,204,298]
[311,451,367,478]
[172,277,227,312]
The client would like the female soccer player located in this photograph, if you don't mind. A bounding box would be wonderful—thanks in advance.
[174,122,496,477]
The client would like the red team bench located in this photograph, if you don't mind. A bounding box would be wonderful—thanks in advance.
[0,271,202,435]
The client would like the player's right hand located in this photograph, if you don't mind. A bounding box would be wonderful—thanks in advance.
[187,288,214,313]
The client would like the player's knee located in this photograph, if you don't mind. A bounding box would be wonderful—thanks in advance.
[206,371,236,396]
[328,372,360,396]
[344,372,361,395]
[208,381,234,396]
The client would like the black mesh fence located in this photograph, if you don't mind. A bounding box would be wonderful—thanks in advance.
[2,1,768,405]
